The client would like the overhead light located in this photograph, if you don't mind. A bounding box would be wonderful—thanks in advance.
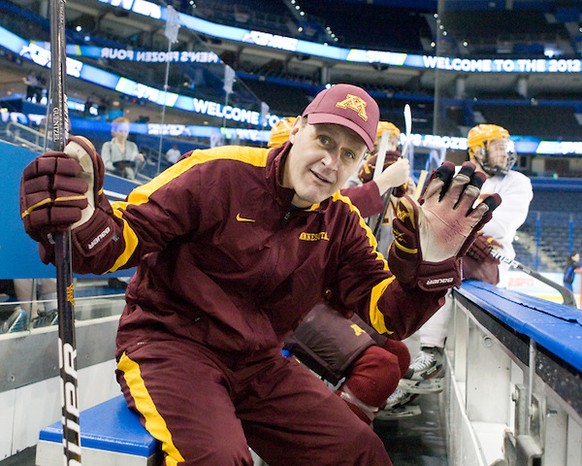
[544,47,560,58]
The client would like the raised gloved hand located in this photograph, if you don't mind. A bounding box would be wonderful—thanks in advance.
[388,161,501,291]
[466,232,502,264]
[20,136,106,255]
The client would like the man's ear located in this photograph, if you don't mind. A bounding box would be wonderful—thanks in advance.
[288,116,303,143]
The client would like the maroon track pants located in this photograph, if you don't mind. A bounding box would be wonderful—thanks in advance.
[116,337,392,466]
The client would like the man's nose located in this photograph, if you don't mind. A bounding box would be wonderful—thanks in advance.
[321,150,340,169]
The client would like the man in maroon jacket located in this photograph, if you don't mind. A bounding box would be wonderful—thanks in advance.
[20,84,499,466]
[271,117,415,424]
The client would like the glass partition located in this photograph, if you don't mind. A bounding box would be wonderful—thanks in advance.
[432,0,582,273]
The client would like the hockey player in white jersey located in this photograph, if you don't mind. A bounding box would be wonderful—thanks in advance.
[385,123,533,408]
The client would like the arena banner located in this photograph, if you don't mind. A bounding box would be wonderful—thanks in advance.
[96,0,582,73]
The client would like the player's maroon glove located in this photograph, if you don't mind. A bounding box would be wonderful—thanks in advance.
[466,232,502,264]
[20,151,88,240]
[388,161,502,292]
[20,136,110,263]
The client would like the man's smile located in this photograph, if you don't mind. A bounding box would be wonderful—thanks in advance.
[310,169,333,185]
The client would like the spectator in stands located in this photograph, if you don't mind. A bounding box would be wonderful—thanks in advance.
[166,143,181,164]
[84,94,95,116]
[563,252,580,292]
[394,123,533,408]
[101,117,144,179]
[34,73,46,103]
[20,84,500,466]
[97,96,110,118]
[23,71,37,101]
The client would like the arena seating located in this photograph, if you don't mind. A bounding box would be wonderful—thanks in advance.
[300,3,432,52]
[518,206,582,271]
[442,10,568,51]
[474,104,582,140]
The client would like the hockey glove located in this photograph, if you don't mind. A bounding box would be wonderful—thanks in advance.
[20,136,109,262]
[388,161,501,292]
[466,232,502,264]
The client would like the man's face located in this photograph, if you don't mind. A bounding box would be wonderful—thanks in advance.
[284,117,368,207]
[486,138,510,170]
[112,122,130,141]
[375,134,399,153]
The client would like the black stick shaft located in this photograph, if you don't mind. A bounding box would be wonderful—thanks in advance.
[49,0,82,464]
[372,188,393,238]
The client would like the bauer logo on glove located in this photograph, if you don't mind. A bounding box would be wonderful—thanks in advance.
[20,136,117,264]
[388,161,502,292]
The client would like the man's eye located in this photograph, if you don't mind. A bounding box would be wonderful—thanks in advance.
[319,135,330,145]
[344,151,356,160]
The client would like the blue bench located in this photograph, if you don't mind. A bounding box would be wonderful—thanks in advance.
[37,395,267,465]
[36,395,161,466]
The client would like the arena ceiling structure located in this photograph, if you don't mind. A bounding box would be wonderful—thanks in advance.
[53,1,582,91]
[7,0,582,96]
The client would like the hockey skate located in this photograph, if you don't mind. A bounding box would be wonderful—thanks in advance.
[375,387,421,420]
[399,346,445,394]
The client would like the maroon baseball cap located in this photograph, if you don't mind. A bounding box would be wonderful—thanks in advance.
[302,84,379,151]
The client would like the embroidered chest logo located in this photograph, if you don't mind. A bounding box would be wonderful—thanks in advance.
[335,94,368,121]
[350,323,366,337]
[299,231,330,241]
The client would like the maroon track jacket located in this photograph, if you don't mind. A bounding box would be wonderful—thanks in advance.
[69,143,444,357]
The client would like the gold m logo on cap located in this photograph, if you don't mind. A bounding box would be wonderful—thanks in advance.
[335,94,368,121]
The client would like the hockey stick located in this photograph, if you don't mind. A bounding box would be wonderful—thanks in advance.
[413,169,428,200]
[49,0,82,464]
[372,130,390,182]
[489,249,577,308]
[371,104,413,238]
[370,130,391,236]
[401,104,413,163]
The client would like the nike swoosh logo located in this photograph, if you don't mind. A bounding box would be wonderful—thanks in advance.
[236,213,255,223]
